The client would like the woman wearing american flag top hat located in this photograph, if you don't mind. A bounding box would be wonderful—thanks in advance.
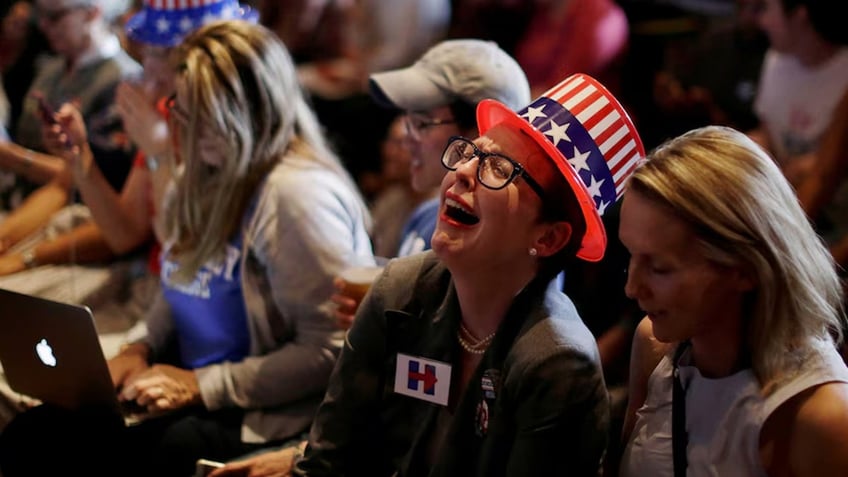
[218,73,645,477]
[616,126,848,476]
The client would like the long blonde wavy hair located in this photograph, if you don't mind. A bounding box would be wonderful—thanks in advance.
[628,126,844,388]
[164,20,368,281]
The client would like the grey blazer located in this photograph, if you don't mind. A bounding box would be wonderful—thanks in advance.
[296,251,610,477]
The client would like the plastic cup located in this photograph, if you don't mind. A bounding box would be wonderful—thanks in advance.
[338,265,384,303]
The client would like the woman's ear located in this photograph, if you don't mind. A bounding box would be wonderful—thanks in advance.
[533,221,572,258]
[730,266,757,293]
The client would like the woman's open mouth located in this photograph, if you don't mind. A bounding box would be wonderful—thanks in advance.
[444,197,479,226]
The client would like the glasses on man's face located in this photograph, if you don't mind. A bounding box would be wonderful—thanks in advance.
[37,4,86,24]
[404,114,456,139]
[441,136,546,200]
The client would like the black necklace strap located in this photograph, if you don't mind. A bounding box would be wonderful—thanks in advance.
[672,341,691,477]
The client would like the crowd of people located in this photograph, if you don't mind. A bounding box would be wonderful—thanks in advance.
[0,0,846,476]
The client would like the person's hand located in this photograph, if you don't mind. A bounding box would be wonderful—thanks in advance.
[108,343,150,390]
[330,276,360,330]
[208,445,303,477]
[41,102,86,153]
[42,103,94,176]
[0,253,25,276]
[115,81,170,157]
[121,363,202,413]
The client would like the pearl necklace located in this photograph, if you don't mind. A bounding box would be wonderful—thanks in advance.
[457,322,496,355]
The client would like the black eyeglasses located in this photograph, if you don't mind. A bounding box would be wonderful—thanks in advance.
[441,136,546,200]
[405,114,456,139]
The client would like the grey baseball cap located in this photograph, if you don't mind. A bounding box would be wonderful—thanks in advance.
[369,39,530,112]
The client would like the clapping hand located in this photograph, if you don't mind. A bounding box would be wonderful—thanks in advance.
[115,80,170,157]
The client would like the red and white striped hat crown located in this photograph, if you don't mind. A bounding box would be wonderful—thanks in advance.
[477,73,645,262]
[125,0,257,47]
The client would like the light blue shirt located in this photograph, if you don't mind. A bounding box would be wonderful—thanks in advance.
[397,198,439,257]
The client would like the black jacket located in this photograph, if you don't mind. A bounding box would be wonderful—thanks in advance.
[296,251,610,477]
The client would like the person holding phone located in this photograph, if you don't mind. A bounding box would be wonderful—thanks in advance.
[0,19,375,477]
[0,0,255,430]
[0,0,141,282]
[0,0,140,211]
[0,0,251,299]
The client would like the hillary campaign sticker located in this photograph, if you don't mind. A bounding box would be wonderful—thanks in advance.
[394,353,452,406]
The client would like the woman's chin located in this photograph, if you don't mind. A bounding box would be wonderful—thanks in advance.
[431,231,463,260]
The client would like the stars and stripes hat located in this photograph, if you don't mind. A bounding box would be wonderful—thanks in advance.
[478,73,645,262]
[125,0,258,48]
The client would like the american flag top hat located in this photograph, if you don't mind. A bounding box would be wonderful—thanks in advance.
[125,0,258,48]
[477,73,645,262]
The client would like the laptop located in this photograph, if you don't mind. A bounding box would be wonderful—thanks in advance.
[0,287,147,425]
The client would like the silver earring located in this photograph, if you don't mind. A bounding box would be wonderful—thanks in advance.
[529,247,538,257]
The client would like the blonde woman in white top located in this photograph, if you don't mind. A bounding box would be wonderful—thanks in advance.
[617,126,848,476]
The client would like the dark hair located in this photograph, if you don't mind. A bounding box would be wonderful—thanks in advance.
[537,158,588,281]
[449,100,478,132]
[780,0,848,45]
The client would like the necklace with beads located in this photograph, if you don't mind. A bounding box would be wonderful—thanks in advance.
[457,322,496,355]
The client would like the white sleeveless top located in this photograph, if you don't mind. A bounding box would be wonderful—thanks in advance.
[620,344,848,477]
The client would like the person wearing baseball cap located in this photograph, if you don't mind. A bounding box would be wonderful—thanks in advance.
[217,72,644,476]
[369,38,531,258]
[327,39,531,332]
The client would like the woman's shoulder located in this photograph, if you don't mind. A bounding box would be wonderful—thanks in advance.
[793,381,848,442]
[507,290,603,373]
[761,380,848,475]
[764,344,848,414]
[265,157,346,192]
[371,252,447,304]
[758,344,848,474]
[258,158,361,212]
[382,251,442,276]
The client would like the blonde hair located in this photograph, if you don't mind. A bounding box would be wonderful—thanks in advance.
[165,20,369,280]
[628,126,844,387]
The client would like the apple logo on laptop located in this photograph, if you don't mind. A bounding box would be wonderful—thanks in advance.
[35,338,57,367]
